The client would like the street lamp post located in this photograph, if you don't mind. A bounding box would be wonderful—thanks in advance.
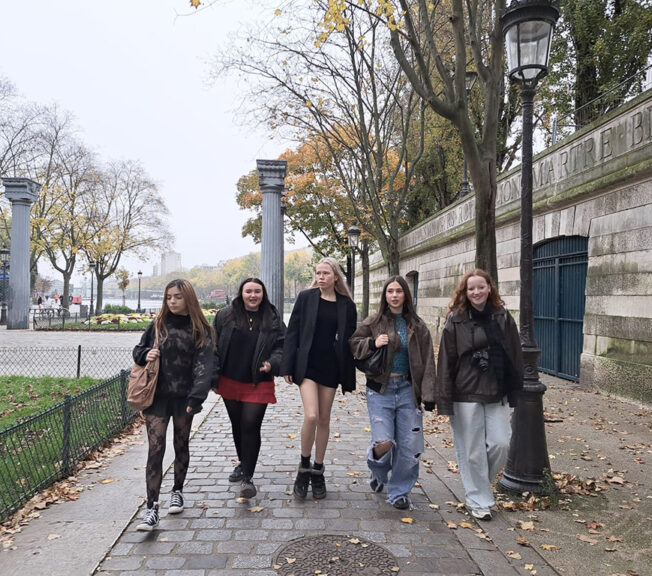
[89,261,96,319]
[137,270,142,313]
[347,223,361,299]
[0,245,9,325]
[499,0,559,494]
[460,71,478,197]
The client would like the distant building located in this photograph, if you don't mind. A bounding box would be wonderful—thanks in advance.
[161,252,182,277]
[153,263,160,277]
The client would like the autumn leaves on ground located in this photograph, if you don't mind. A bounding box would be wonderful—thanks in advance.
[424,380,650,576]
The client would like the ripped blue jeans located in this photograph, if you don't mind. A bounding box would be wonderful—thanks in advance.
[366,375,424,504]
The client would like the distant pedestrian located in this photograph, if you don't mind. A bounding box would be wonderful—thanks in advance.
[436,269,523,521]
[281,257,357,500]
[132,279,214,531]
[349,276,436,510]
[212,278,285,499]
[37,295,42,309]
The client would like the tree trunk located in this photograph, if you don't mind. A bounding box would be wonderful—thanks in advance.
[385,236,401,276]
[61,273,71,315]
[95,277,104,315]
[468,152,499,282]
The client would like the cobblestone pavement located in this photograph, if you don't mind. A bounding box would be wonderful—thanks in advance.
[94,382,492,576]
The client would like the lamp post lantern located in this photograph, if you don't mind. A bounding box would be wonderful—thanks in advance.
[460,71,478,197]
[0,245,9,325]
[347,223,361,298]
[89,261,96,319]
[499,0,559,495]
[137,270,143,313]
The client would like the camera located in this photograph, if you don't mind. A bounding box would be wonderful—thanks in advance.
[471,349,490,372]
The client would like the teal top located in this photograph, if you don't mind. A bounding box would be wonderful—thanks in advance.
[391,313,409,375]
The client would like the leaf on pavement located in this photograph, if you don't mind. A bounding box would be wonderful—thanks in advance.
[577,534,598,545]
[506,550,522,559]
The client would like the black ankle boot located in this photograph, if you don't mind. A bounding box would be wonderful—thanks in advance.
[293,465,311,500]
[311,465,326,500]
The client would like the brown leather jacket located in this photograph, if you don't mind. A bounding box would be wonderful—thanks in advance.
[435,307,524,415]
[349,313,436,408]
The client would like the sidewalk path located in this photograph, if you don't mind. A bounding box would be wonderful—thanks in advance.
[93,381,522,576]
[1,328,648,575]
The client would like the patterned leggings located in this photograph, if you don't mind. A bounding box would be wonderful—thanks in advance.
[144,411,193,506]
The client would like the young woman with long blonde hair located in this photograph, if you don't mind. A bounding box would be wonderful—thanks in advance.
[281,257,357,500]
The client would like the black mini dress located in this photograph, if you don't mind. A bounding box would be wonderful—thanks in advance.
[304,298,339,388]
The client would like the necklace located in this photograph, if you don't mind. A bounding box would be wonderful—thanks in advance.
[247,313,254,331]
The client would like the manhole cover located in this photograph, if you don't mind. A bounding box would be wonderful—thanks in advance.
[274,534,399,575]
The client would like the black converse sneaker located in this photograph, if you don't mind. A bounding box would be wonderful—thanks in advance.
[136,505,159,531]
[168,490,184,514]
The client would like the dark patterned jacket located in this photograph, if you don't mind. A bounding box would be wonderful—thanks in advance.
[133,313,214,412]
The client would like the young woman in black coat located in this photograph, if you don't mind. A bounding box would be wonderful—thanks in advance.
[212,278,285,500]
[281,257,357,500]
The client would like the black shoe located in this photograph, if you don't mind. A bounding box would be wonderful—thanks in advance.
[293,466,311,500]
[229,464,244,482]
[136,505,159,531]
[392,496,410,510]
[311,466,326,500]
[370,477,384,493]
[239,477,257,499]
[168,490,184,514]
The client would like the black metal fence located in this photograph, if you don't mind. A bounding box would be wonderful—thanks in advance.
[0,346,134,379]
[0,371,139,522]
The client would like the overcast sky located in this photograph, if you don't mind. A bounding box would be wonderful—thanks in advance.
[0,0,291,278]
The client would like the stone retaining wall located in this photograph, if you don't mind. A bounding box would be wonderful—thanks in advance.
[356,90,652,402]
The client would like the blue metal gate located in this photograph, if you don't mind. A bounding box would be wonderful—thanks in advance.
[533,236,588,381]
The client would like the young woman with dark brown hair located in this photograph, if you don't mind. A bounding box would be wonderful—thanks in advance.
[132,279,214,530]
[350,276,436,510]
[213,277,285,500]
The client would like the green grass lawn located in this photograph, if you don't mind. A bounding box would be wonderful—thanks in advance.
[0,375,136,521]
[0,376,99,430]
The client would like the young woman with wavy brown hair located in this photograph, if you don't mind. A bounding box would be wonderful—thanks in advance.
[436,269,523,521]
[132,279,214,530]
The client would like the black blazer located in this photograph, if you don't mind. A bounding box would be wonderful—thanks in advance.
[281,287,357,393]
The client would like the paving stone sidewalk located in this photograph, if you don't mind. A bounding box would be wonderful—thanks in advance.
[94,380,511,576]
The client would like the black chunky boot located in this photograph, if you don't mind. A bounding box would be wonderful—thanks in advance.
[293,465,312,500]
[311,465,326,500]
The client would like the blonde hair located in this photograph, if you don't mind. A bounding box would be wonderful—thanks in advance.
[309,257,352,299]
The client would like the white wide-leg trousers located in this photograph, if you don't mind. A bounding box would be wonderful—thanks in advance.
[450,400,512,512]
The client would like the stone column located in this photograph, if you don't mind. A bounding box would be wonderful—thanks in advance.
[256,160,287,315]
[2,178,41,329]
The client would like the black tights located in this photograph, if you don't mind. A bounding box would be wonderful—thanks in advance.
[223,399,268,478]
[144,411,193,506]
